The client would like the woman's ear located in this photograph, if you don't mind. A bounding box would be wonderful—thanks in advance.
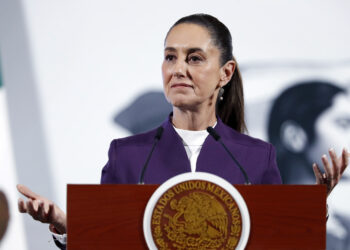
[220,60,236,87]
[280,120,308,153]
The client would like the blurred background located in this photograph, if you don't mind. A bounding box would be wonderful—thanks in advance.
[0,0,349,249]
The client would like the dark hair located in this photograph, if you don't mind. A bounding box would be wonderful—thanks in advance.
[167,14,247,133]
[268,81,346,182]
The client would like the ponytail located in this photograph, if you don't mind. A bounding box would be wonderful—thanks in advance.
[217,58,246,133]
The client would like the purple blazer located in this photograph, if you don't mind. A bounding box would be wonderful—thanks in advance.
[101,117,282,185]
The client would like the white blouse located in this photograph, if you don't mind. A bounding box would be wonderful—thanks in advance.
[173,122,216,172]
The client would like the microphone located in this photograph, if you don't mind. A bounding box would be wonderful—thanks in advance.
[138,126,164,184]
[207,126,251,185]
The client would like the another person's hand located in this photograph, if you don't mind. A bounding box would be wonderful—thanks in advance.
[17,184,67,234]
[312,148,349,196]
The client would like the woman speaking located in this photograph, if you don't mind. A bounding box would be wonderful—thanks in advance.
[17,14,349,248]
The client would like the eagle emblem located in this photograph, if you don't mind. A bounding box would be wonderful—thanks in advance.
[164,192,228,249]
[149,179,244,250]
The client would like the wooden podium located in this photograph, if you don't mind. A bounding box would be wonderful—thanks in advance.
[67,185,326,249]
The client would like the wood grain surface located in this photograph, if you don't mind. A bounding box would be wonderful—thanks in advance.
[67,185,326,250]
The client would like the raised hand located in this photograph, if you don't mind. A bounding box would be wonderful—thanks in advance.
[312,148,349,196]
[17,184,67,234]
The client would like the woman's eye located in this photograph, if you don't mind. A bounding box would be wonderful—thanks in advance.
[188,55,203,63]
[165,55,176,61]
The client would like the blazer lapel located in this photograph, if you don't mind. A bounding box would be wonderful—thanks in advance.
[144,117,191,183]
[196,119,246,184]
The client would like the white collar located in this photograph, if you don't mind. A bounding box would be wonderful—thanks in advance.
[173,122,217,146]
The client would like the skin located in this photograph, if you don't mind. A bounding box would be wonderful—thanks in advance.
[17,185,66,234]
[17,22,349,234]
[312,149,349,195]
[162,23,235,130]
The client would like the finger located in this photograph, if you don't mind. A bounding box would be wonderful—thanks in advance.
[47,203,55,222]
[322,154,336,191]
[43,201,50,216]
[17,184,40,199]
[37,201,46,221]
[322,154,333,179]
[28,199,43,221]
[312,163,323,184]
[18,198,27,213]
[32,199,41,212]
[341,148,349,174]
[26,200,38,220]
[329,149,340,182]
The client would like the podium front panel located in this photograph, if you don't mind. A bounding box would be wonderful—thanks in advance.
[67,184,326,249]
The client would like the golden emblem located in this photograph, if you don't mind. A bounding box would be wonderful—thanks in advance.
[151,180,242,250]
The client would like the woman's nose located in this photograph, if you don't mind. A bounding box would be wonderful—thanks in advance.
[172,59,186,78]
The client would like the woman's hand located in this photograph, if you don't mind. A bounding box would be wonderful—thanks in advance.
[312,148,349,196]
[17,184,67,234]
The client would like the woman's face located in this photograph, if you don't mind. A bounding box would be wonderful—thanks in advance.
[306,93,350,178]
[162,23,224,110]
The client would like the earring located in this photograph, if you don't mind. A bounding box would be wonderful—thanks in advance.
[218,88,224,101]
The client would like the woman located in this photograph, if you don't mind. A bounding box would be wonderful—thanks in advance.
[17,14,349,247]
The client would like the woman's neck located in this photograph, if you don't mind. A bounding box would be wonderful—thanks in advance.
[172,107,217,131]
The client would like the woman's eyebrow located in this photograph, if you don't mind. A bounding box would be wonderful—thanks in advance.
[164,47,176,52]
[187,48,204,54]
[164,47,204,53]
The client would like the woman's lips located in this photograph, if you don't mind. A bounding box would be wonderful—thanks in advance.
[171,83,193,88]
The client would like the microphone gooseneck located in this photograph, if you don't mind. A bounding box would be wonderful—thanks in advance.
[207,126,251,185]
[138,126,164,184]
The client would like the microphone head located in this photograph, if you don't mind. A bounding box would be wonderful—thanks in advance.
[207,126,220,141]
[155,126,164,140]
